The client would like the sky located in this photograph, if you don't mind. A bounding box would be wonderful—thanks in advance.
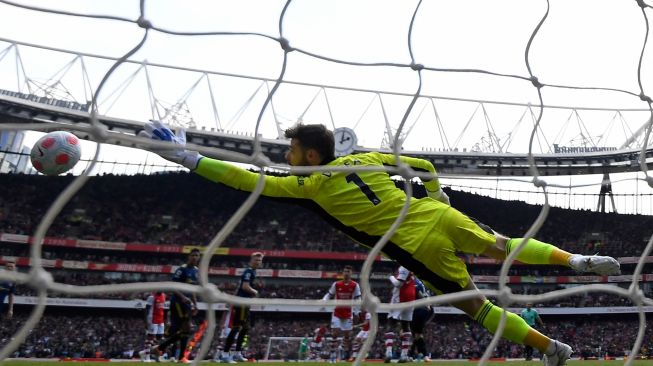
[0,0,652,213]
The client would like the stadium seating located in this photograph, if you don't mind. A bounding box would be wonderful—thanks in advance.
[2,172,653,360]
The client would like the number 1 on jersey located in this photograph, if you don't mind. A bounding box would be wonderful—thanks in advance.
[345,173,381,205]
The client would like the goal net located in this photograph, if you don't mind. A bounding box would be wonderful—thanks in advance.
[0,1,652,365]
[264,337,307,361]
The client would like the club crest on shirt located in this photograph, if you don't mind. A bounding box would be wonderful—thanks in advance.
[296,176,305,186]
[343,159,361,166]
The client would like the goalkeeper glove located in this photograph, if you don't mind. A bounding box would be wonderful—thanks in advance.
[427,187,450,206]
[138,120,202,170]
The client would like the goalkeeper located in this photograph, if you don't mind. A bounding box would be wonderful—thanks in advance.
[140,121,621,366]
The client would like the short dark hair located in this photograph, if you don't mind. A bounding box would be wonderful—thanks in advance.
[284,124,335,164]
[190,248,201,255]
[343,265,353,272]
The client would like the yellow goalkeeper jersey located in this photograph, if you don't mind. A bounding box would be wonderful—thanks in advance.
[195,151,447,256]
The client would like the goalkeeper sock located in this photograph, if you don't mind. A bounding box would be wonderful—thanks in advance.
[506,238,572,266]
[473,300,549,352]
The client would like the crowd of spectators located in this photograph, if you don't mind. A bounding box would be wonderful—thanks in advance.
[9,240,647,278]
[2,172,653,359]
[10,267,650,308]
[420,315,653,360]
[0,311,141,359]
[1,310,651,360]
[1,172,651,257]
[447,189,652,258]
[1,173,652,283]
[0,173,361,253]
[2,171,652,306]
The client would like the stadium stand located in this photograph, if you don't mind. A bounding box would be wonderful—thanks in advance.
[1,173,651,256]
[1,172,653,360]
[2,310,652,360]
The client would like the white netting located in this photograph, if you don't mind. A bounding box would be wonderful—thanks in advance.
[264,337,305,361]
[0,1,652,365]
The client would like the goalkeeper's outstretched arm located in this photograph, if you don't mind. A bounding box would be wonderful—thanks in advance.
[139,120,447,203]
[195,157,316,199]
[139,120,318,199]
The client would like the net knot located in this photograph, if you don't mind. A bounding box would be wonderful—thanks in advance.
[636,0,647,8]
[200,283,221,303]
[639,93,652,104]
[28,267,53,291]
[137,17,152,29]
[396,163,416,181]
[497,286,513,307]
[532,177,547,188]
[252,153,272,168]
[410,63,424,71]
[530,76,543,89]
[278,37,293,52]
[90,123,109,142]
[361,293,379,313]
[628,286,645,305]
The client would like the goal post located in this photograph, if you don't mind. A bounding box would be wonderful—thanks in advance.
[264,336,307,361]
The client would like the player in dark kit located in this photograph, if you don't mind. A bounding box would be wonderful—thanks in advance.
[411,277,435,362]
[0,261,16,320]
[220,252,264,363]
[140,249,200,362]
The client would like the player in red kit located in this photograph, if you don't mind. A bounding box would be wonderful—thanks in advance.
[385,266,416,363]
[309,324,328,360]
[141,291,167,362]
[322,265,361,362]
[348,310,372,362]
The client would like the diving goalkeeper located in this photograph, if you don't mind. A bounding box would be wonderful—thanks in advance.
[139,121,621,366]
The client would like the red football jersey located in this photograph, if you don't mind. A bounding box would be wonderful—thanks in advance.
[360,311,371,331]
[392,267,416,303]
[314,326,327,343]
[147,292,166,324]
[327,279,361,319]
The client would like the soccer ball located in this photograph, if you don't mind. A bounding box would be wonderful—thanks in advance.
[30,131,82,176]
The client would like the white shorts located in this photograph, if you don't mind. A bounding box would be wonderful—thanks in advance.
[388,308,413,322]
[148,323,165,335]
[354,330,369,340]
[331,314,353,331]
